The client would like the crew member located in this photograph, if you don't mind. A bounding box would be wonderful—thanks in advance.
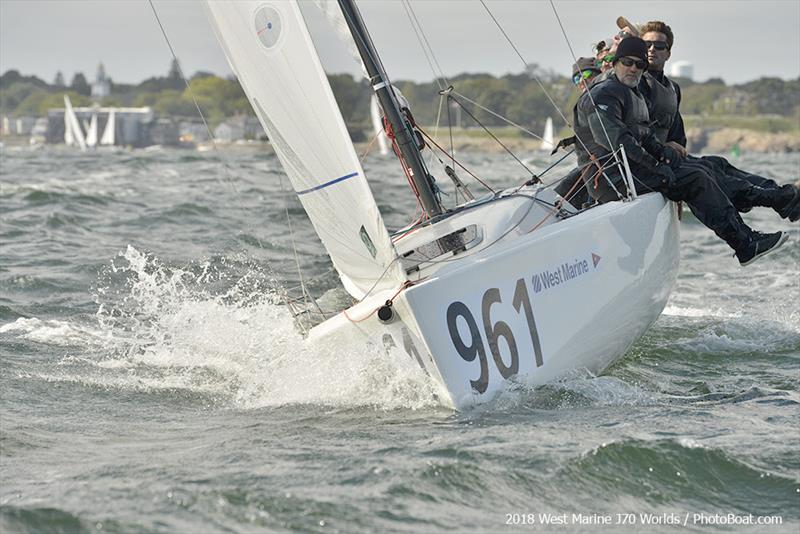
[574,37,788,266]
[638,20,800,221]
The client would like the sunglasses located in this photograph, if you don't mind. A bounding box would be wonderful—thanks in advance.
[617,57,647,70]
[601,53,615,64]
[644,40,669,51]
[572,70,598,85]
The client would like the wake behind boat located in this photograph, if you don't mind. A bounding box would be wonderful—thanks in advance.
[204,0,680,409]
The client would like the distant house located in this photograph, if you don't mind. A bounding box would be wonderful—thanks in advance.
[178,121,210,143]
[213,116,266,143]
[2,116,15,135]
[214,119,245,143]
[147,118,180,146]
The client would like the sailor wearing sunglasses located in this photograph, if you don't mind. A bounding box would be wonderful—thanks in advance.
[573,36,788,265]
[638,20,800,223]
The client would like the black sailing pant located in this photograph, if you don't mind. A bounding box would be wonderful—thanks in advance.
[561,154,794,215]
[587,161,754,251]
[682,155,794,213]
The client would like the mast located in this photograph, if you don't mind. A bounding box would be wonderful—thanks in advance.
[337,0,443,217]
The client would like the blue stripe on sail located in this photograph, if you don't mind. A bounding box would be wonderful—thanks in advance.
[296,172,359,195]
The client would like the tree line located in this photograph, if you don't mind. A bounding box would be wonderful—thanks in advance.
[1,61,798,136]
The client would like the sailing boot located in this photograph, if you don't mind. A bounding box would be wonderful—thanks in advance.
[735,231,790,266]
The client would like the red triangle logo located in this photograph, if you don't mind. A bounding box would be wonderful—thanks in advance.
[592,253,601,268]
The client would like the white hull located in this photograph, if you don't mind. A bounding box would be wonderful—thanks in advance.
[311,190,680,409]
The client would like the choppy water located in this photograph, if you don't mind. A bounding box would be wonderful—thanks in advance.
[1,144,798,533]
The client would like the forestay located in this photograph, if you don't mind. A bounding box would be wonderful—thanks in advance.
[205,1,404,299]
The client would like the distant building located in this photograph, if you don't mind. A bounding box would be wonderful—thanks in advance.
[214,119,245,143]
[15,116,37,136]
[179,120,210,143]
[213,116,265,142]
[30,118,49,143]
[91,63,111,99]
[669,60,694,80]
[2,116,15,135]
[2,116,38,136]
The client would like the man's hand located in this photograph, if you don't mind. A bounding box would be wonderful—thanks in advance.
[660,144,684,169]
[665,141,688,158]
[653,164,676,189]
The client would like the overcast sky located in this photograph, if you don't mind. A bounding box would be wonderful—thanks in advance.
[1,0,799,86]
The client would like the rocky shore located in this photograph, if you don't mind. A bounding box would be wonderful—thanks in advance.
[686,128,800,153]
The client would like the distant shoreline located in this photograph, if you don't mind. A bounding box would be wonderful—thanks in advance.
[3,127,799,154]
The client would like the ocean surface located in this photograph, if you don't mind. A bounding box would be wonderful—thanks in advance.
[1,144,798,533]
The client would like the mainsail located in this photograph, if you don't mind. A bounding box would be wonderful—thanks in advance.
[204,1,404,299]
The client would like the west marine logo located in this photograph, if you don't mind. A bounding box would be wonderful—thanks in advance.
[531,253,601,294]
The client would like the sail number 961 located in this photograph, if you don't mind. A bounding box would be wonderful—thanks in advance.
[446,278,543,393]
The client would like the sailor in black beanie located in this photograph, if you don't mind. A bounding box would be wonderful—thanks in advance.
[571,35,788,265]
[612,36,649,87]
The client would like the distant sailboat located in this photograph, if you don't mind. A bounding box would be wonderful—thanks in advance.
[539,117,554,152]
[85,112,98,147]
[312,0,389,156]
[370,95,389,156]
[63,95,87,151]
[100,110,116,146]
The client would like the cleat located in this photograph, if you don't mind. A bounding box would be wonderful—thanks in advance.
[735,231,790,266]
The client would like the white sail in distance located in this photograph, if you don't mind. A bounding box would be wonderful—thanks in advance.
[85,113,98,147]
[100,110,115,146]
[204,0,405,299]
[64,110,74,146]
[540,117,554,152]
[63,95,87,151]
[311,1,389,156]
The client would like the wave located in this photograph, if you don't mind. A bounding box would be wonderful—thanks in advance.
[558,438,798,517]
[4,246,444,411]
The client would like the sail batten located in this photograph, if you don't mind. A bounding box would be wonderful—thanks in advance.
[205,0,404,299]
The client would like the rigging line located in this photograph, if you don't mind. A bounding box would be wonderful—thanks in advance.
[401,0,445,90]
[279,171,316,319]
[513,148,575,193]
[426,93,445,171]
[418,127,495,193]
[402,0,451,88]
[147,0,240,194]
[148,0,279,265]
[450,97,538,179]
[478,0,571,129]
[452,90,543,140]
[547,0,625,175]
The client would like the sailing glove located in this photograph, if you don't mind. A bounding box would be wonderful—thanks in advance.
[652,163,676,189]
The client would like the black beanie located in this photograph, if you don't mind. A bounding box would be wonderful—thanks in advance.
[614,36,648,64]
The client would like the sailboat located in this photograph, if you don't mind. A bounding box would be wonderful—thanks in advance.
[63,95,87,152]
[100,110,116,146]
[204,0,680,409]
[540,117,554,152]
